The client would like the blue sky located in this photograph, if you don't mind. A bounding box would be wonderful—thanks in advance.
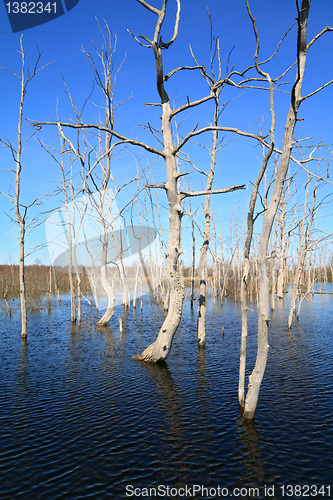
[0,0,332,265]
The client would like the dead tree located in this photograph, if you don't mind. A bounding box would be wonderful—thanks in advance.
[243,0,333,420]
[238,5,277,407]
[188,196,196,310]
[33,1,282,362]
[276,185,291,299]
[193,14,226,347]
[0,37,48,337]
[40,118,86,324]
[288,170,329,328]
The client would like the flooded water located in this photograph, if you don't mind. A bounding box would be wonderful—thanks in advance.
[0,288,332,499]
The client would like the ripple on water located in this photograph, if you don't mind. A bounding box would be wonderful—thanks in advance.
[0,293,333,498]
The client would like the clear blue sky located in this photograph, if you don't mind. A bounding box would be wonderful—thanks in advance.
[0,0,332,265]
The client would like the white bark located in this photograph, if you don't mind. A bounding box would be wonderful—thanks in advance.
[132,1,186,362]
[133,99,185,362]
[14,38,29,336]
[244,0,311,420]
[239,0,276,409]
[96,222,116,326]
[288,174,319,328]
[276,200,287,299]
[197,99,218,347]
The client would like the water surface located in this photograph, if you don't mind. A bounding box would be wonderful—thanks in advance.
[0,289,332,499]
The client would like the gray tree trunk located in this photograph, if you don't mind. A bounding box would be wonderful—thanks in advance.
[244,0,310,419]
[197,102,218,347]
[276,201,287,299]
[288,174,318,328]
[15,39,28,337]
[133,100,185,361]
[133,2,186,362]
[96,221,116,326]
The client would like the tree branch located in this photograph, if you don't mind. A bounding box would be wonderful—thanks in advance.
[171,93,215,117]
[159,0,181,48]
[174,125,269,153]
[300,79,333,102]
[28,120,165,157]
[307,26,333,50]
[127,28,152,47]
[136,0,160,15]
[180,184,246,200]
[164,64,204,81]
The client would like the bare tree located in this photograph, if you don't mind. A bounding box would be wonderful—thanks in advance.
[194,14,226,347]
[243,0,333,419]
[130,0,246,361]
[0,37,48,337]
[188,195,196,310]
[287,168,332,328]
[33,1,288,362]
[238,5,278,407]
[57,26,139,327]
[276,184,292,299]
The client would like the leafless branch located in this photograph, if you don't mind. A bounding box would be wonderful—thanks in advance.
[179,152,209,177]
[175,125,268,153]
[127,28,152,48]
[159,0,181,48]
[171,93,214,117]
[164,65,204,81]
[136,0,160,16]
[180,184,246,200]
[28,120,165,157]
[307,26,333,50]
[301,79,333,102]
[146,184,166,190]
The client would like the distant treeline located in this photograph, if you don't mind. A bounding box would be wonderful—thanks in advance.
[1,262,332,302]
[0,265,91,300]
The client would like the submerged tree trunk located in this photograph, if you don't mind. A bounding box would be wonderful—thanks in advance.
[276,200,287,299]
[288,174,318,328]
[96,223,116,326]
[244,0,311,420]
[15,39,28,338]
[197,110,218,347]
[18,220,27,337]
[133,101,185,362]
[188,197,195,310]
[132,1,186,362]
[74,251,82,325]
[239,151,271,408]
[239,0,276,408]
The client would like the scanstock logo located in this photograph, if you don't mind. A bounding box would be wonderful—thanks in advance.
[4,0,80,33]
[45,189,162,305]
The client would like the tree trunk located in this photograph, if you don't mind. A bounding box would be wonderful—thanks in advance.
[66,212,76,323]
[132,4,185,362]
[188,197,195,310]
[270,222,279,311]
[244,0,310,420]
[197,113,217,346]
[15,40,28,337]
[96,224,115,326]
[276,202,287,299]
[19,220,27,337]
[288,174,318,328]
[239,151,271,408]
[133,102,185,362]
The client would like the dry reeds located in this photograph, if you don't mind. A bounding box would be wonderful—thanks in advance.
[0,265,91,301]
